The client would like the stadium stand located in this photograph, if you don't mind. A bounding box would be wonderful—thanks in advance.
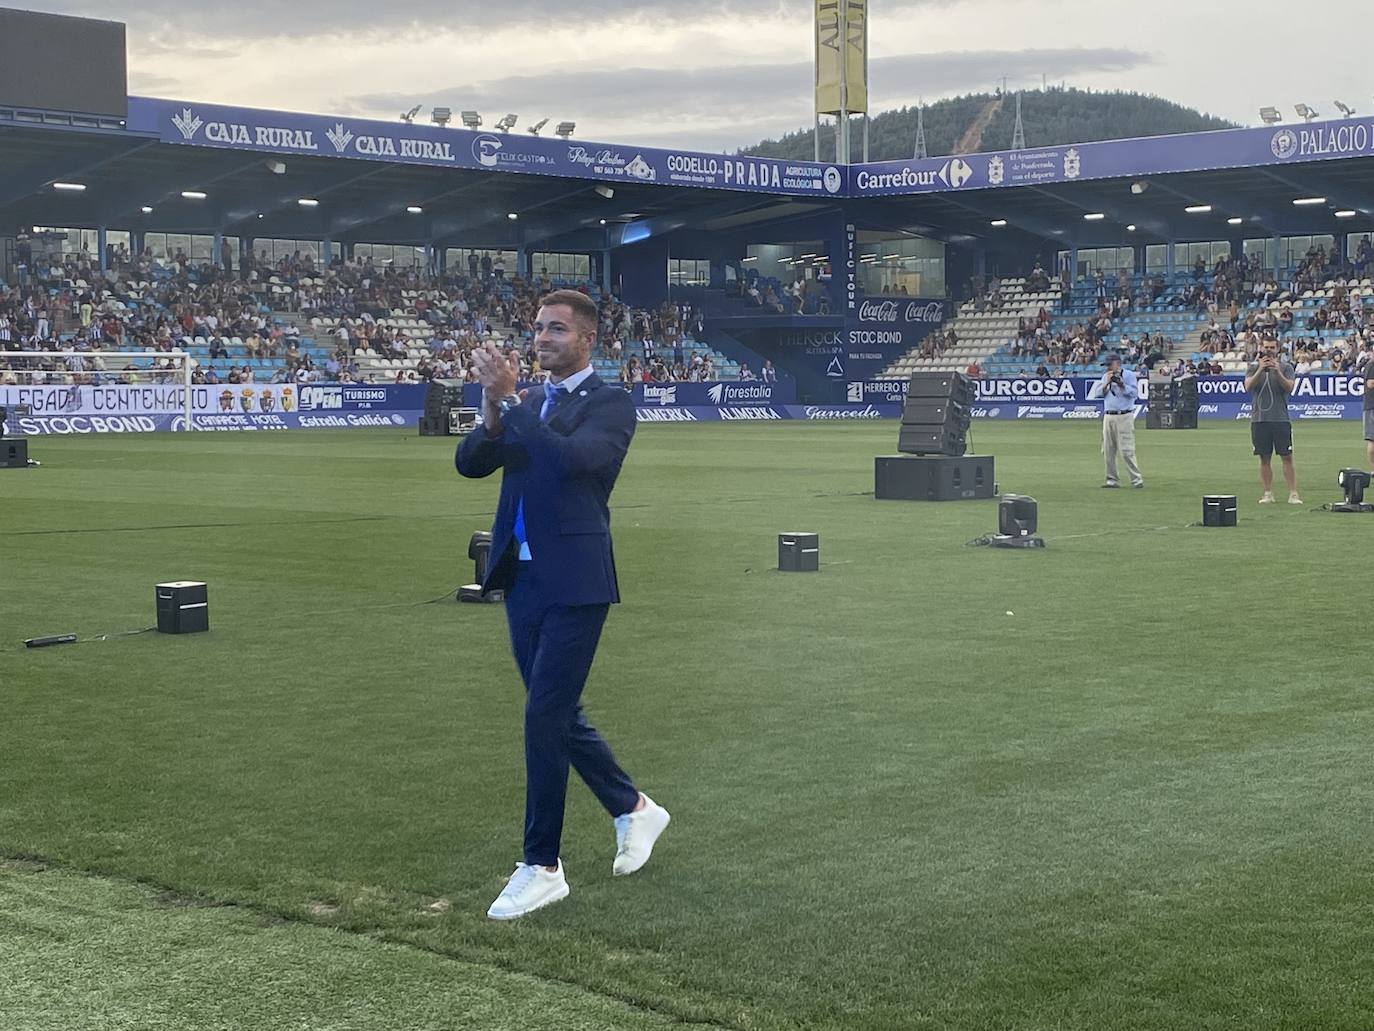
[0,250,741,386]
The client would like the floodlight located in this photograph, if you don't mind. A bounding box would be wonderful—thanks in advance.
[1259,106,1282,124]
[1331,468,1373,511]
[527,118,549,135]
[401,104,421,123]
[1294,103,1318,122]
[1334,100,1355,117]
[495,113,518,132]
[1130,180,1149,194]
[991,494,1045,548]
[460,110,481,129]
[555,121,576,139]
[431,107,452,127]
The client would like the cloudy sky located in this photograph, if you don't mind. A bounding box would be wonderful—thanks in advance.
[29,0,1372,151]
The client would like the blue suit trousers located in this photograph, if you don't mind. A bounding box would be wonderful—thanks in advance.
[504,563,639,866]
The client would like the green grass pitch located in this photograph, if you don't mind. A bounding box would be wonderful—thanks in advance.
[2,421,1373,1031]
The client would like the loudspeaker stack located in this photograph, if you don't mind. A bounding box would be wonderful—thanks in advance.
[421,379,465,436]
[1146,373,1198,429]
[897,372,974,457]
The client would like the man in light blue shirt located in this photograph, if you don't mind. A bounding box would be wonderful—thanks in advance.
[1087,354,1143,488]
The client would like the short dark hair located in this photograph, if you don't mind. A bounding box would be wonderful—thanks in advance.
[539,289,598,336]
[1104,353,1122,365]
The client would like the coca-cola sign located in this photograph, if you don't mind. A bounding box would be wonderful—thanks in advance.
[857,300,945,323]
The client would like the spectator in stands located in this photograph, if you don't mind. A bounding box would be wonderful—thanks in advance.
[760,360,777,383]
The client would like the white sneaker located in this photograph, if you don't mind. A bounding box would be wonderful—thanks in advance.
[486,861,569,920]
[612,795,671,876]
[1288,493,1303,505]
[1259,492,1275,504]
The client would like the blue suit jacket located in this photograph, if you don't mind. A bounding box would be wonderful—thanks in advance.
[455,374,635,606]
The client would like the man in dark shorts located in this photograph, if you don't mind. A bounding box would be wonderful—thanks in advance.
[1244,338,1301,504]
[1364,357,1374,469]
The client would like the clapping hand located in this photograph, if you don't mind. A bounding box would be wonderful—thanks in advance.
[473,341,518,397]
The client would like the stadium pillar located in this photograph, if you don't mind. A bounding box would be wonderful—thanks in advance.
[97,226,108,273]
[213,230,224,271]
[130,231,144,260]
[1165,242,1175,279]
[1133,244,1145,278]
[600,249,611,294]
[1069,245,1079,281]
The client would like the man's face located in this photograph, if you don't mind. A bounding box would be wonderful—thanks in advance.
[534,304,594,379]
[1262,343,1279,361]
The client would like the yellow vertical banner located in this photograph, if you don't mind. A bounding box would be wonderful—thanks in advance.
[814,0,843,116]
[843,0,867,115]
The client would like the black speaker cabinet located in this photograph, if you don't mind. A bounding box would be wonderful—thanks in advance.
[418,415,449,436]
[875,455,995,501]
[778,532,819,571]
[1146,409,1197,430]
[897,424,968,456]
[907,371,974,403]
[155,581,209,634]
[1,438,29,468]
[1202,495,1237,526]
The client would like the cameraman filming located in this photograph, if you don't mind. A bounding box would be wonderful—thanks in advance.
[1087,354,1143,488]
[1244,338,1301,504]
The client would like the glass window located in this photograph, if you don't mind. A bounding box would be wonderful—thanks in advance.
[852,233,944,297]
[668,258,710,286]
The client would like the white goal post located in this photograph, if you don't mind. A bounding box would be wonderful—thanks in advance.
[0,350,195,431]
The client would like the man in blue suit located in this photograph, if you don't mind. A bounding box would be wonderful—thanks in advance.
[457,289,670,920]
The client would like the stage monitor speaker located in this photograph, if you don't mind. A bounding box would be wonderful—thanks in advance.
[875,455,995,501]
[1202,495,1237,527]
[778,532,819,571]
[155,581,209,634]
[907,371,974,403]
[1,438,29,468]
[1147,409,1197,430]
[897,424,967,456]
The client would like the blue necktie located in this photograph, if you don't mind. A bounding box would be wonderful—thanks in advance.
[513,385,561,561]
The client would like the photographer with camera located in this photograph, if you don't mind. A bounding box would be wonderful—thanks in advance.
[1086,354,1143,488]
[1244,338,1302,504]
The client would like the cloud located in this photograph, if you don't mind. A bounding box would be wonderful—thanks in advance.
[346,47,1152,149]
[35,0,934,36]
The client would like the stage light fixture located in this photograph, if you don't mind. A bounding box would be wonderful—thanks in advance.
[991,494,1045,548]
[1258,107,1282,124]
[1331,468,1373,512]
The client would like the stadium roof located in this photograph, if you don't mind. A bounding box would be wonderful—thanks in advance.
[2,96,1373,250]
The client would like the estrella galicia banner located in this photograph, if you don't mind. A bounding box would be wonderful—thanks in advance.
[850,116,1374,197]
[128,97,846,198]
